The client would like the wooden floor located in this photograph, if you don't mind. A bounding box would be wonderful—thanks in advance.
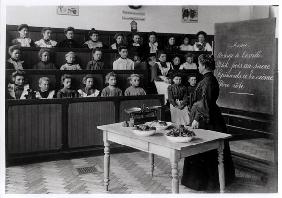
[5,138,276,194]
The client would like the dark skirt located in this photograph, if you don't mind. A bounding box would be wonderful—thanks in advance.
[181,106,235,191]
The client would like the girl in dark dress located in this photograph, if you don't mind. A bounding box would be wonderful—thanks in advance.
[181,54,235,191]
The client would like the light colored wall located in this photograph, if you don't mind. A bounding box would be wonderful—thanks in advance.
[6,5,270,34]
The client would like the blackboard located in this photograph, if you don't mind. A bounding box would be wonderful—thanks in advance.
[214,18,276,115]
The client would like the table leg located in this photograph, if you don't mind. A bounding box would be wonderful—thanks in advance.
[103,132,110,192]
[149,153,154,177]
[170,157,179,193]
[218,140,225,193]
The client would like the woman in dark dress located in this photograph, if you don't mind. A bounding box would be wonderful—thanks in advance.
[181,54,235,191]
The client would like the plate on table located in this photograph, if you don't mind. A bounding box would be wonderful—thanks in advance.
[145,120,171,131]
[165,125,196,143]
[132,129,156,137]
[124,107,142,114]
[132,124,156,137]
[165,135,194,143]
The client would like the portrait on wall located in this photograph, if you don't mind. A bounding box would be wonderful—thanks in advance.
[182,6,198,23]
[57,6,79,16]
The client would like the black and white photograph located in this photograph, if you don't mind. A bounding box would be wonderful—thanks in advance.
[0,0,280,197]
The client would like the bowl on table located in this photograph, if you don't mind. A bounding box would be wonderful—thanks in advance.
[132,129,156,137]
[165,135,194,143]
[165,125,196,143]
[132,124,156,137]
[145,121,170,131]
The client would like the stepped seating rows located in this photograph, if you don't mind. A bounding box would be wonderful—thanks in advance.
[6,25,214,49]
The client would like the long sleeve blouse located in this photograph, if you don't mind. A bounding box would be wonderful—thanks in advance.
[168,84,188,107]
[190,72,220,123]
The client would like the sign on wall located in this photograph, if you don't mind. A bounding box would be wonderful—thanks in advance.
[182,6,198,23]
[122,10,146,21]
[57,6,79,16]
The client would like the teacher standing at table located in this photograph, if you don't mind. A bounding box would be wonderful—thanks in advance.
[181,54,235,191]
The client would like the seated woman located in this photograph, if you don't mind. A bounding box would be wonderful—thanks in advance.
[127,32,144,60]
[179,53,197,70]
[193,31,212,51]
[181,54,235,191]
[83,28,103,50]
[35,27,57,48]
[171,56,181,71]
[57,27,80,48]
[151,51,174,103]
[164,36,179,54]
[179,35,194,51]
[111,33,125,50]
[144,31,159,58]
[11,24,35,47]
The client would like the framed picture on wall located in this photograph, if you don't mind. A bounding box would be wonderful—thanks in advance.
[57,6,79,16]
[182,6,198,23]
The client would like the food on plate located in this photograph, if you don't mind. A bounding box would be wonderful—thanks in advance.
[135,124,156,131]
[166,125,196,137]
[154,120,167,126]
[122,121,129,127]
[128,121,134,127]
[147,120,167,127]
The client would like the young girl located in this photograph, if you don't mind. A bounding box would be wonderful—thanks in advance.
[187,75,197,108]
[151,51,174,82]
[164,36,179,54]
[7,70,29,99]
[86,48,104,70]
[33,48,56,69]
[113,46,134,70]
[111,33,125,50]
[83,28,103,50]
[6,45,25,70]
[35,27,57,48]
[145,31,159,56]
[78,74,100,97]
[151,51,174,103]
[193,31,212,51]
[60,51,82,70]
[35,77,55,99]
[57,27,80,48]
[172,56,181,71]
[11,24,35,47]
[179,53,197,70]
[128,33,143,59]
[57,74,78,98]
[101,72,122,97]
[124,74,146,96]
[179,36,194,51]
[168,72,190,125]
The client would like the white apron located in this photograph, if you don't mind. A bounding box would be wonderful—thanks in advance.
[170,100,190,125]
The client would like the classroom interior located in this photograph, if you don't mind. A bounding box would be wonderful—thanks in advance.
[3,5,278,194]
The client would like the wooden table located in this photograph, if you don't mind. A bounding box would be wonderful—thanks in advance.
[97,122,231,193]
